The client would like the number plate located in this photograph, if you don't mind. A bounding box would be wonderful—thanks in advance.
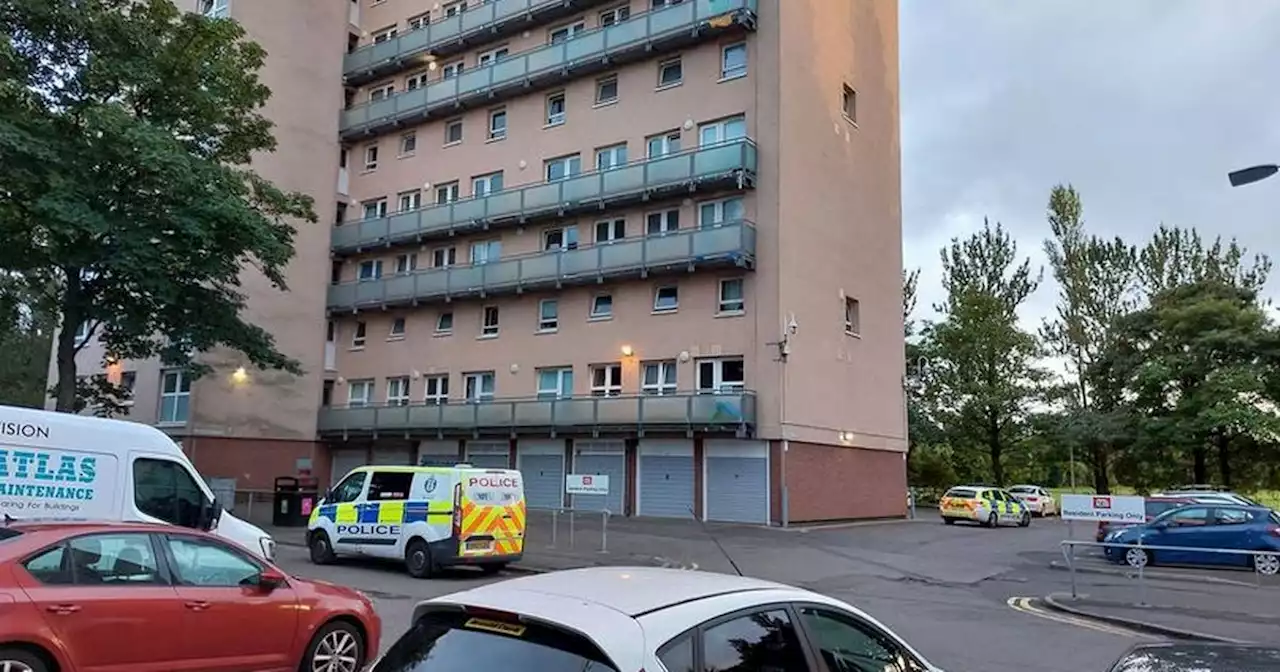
[465,540,493,551]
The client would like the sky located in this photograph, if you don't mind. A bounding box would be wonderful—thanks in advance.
[900,0,1280,330]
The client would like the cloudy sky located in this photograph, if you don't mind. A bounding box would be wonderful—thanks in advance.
[900,0,1280,328]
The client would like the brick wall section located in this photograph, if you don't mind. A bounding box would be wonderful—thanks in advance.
[183,436,319,491]
[784,441,907,522]
[770,441,784,524]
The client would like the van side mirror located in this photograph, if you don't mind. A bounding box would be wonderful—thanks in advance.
[198,498,223,531]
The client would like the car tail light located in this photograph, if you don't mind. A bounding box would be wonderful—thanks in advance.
[1026,496,1039,502]
[1267,525,1280,538]
[452,483,463,538]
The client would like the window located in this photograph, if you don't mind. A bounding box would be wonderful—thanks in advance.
[718,278,745,314]
[369,83,394,102]
[1215,508,1251,525]
[703,610,809,672]
[595,218,625,243]
[642,360,677,395]
[362,198,388,220]
[330,471,367,503]
[378,611,623,670]
[657,637,694,672]
[368,471,413,500]
[698,115,747,146]
[595,76,618,104]
[134,458,205,528]
[405,71,429,90]
[488,109,507,140]
[798,606,915,672]
[697,358,744,393]
[646,209,679,235]
[464,371,495,402]
[408,13,428,30]
[546,92,566,126]
[595,143,627,170]
[842,84,857,123]
[537,367,574,400]
[538,299,559,331]
[159,370,190,424]
[165,537,260,588]
[352,321,368,348]
[590,294,613,319]
[599,5,630,25]
[424,375,449,404]
[444,119,463,144]
[545,154,582,182]
[389,316,407,337]
[721,42,747,79]
[347,379,373,406]
[442,0,466,17]
[358,259,383,280]
[372,26,397,43]
[435,181,460,204]
[654,285,679,312]
[200,0,229,18]
[399,132,417,155]
[844,297,860,335]
[25,533,163,585]
[478,46,509,66]
[481,306,500,336]
[441,60,464,80]
[698,196,744,227]
[647,130,681,158]
[658,58,683,87]
[73,321,91,345]
[1167,507,1211,527]
[435,311,454,333]
[363,143,379,170]
[549,21,585,44]
[543,226,579,251]
[119,371,137,401]
[591,364,622,397]
[651,0,686,6]
[473,171,504,197]
[398,190,422,212]
[386,377,411,406]
[471,240,501,264]
[432,246,457,268]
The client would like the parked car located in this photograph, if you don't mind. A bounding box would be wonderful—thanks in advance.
[939,485,1032,528]
[0,521,380,672]
[1007,485,1057,516]
[1102,503,1280,575]
[1108,642,1280,672]
[1095,494,1196,542]
[1156,490,1263,507]
[370,566,944,672]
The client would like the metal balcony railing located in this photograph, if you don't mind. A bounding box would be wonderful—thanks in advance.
[318,391,757,438]
[329,220,756,311]
[339,0,758,139]
[332,138,757,254]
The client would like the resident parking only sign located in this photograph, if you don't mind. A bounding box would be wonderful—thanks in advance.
[1060,493,1146,522]
[565,474,609,496]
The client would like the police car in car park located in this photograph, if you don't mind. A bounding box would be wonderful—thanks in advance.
[938,485,1032,528]
[369,566,943,672]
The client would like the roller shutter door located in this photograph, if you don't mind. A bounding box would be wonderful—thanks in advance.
[371,446,412,466]
[519,440,565,509]
[571,440,626,514]
[465,441,511,469]
[329,449,366,487]
[638,440,694,519]
[704,440,770,524]
[417,440,460,467]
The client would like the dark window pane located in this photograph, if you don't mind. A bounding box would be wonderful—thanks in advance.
[702,609,810,672]
[133,459,205,528]
[373,611,619,672]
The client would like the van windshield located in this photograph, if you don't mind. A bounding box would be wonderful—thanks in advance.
[373,610,618,672]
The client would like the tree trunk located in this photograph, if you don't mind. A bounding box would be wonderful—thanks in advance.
[989,412,1003,486]
[1192,445,1208,485]
[54,317,78,412]
[1090,442,1110,494]
[1215,432,1232,489]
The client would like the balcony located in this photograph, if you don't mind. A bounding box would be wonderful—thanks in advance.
[329,220,755,312]
[343,0,618,87]
[339,0,758,140]
[317,391,757,439]
[332,138,757,254]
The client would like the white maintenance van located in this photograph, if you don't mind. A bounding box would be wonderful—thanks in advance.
[0,404,276,560]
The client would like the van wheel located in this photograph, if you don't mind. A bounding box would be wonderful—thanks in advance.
[0,647,49,672]
[405,538,435,579]
[479,562,508,575]
[309,531,336,565]
[301,620,364,672]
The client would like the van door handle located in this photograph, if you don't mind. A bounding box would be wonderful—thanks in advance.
[46,604,81,615]
[184,601,211,611]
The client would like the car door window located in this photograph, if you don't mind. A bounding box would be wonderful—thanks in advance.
[331,471,368,503]
[1213,508,1251,525]
[23,534,162,586]
[1168,507,1210,527]
[701,609,810,672]
[368,471,413,500]
[657,635,694,672]
[165,536,262,587]
[134,458,207,528]
[798,606,919,672]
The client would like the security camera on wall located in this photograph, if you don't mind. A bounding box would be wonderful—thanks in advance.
[786,315,799,335]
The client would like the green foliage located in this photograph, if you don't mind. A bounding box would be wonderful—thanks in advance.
[0,274,55,407]
[0,0,317,411]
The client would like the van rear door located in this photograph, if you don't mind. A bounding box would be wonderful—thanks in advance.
[458,470,525,558]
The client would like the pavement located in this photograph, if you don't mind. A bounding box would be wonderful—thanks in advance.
[259,513,1280,672]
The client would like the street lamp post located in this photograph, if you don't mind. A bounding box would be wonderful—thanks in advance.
[1228,164,1278,188]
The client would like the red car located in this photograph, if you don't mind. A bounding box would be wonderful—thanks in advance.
[0,521,379,672]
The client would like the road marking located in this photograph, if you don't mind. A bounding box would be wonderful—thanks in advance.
[1006,597,1155,639]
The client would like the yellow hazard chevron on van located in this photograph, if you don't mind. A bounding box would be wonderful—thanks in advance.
[460,499,525,555]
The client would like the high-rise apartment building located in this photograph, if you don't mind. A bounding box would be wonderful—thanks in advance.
[53,0,905,524]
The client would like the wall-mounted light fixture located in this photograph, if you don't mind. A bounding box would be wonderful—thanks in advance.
[620,345,634,357]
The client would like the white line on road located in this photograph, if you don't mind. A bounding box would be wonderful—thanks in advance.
[1006,597,1155,639]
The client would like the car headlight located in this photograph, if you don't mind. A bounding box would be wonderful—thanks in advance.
[260,536,277,561]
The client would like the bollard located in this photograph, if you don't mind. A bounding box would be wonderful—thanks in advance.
[600,510,609,554]
[1067,542,1078,599]
[569,509,576,548]
[1136,537,1148,607]
[550,509,558,548]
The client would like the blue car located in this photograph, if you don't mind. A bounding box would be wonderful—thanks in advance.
[1102,503,1280,575]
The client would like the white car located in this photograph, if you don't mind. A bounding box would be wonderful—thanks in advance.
[370,566,943,672]
[1008,485,1058,516]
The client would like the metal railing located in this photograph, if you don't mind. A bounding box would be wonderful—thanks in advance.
[340,0,757,136]
[329,221,756,310]
[1060,539,1280,605]
[534,507,611,554]
[318,391,757,438]
[332,139,757,253]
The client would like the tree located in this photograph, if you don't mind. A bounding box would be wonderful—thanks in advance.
[921,220,1048,485]
[1137,226,1271,297]
[0,274,55,407]
[0,0,316,411]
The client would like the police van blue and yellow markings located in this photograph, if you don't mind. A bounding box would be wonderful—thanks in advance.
[312,500,452,546]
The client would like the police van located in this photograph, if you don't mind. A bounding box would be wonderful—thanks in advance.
[307,464,525,577]
[0,404,276,560]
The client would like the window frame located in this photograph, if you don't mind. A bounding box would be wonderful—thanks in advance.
[386,376,411,406]
[200,0,229,18]
[435,181,460,205]
[595,218,625,243]
[444,118,464,145]
[431,246,457,268]
[347,379,374,407]
[657,57,683,87]
[718,278,745,314]
[158,369,191,425]
[538,299,559,331]
[844,296,861,336]
[21,531,170,587]
[481,305,500,337]
[435,311,455,334]
[536,366,574,400]
[792,602,929,672]
[548,20,586,44]
[642,360,678,395]
[653,285,679,312]
[424,374,449,404]
[477,45,510,66]
[441,59,465,80]
[388,316,407,337]
[590,293,613,319]
[721,42,747,80]
[543,225,579,252]
[842,84,857,124]
[470,239,501,265]
[363,143,379,170]
[362,198,388,220]
[698,196,744,228]
[590,363,623,397]
[646,209,680,235]
[599,4,631,26]
[397,190,422,213]
[595,143,628,171]
[133,457,208,529]
[463,371,496,403]
[698,114,747,147]
[488,108,507,140]
[546,91,567,126]
[595,75,619,105]
[646,130,681,158]
[472,171,504,197]
[399,131,417,155]
[655,602,822,672]
[545,154,582,182]
[696,357,745,393]
[351,321,368,348]
[357,259,383,281]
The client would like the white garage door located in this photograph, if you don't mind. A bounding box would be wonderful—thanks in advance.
[570,440,626,514]
[704,439,770,524]
[329,448,366,487]
[638,439,694,519]
[465,441,511,469]
[519,440,565,509]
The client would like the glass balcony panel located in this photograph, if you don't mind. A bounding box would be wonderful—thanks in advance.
[484,259,521,289]
[420,205,454,232]
[407,404,443,427]
[368,98,396,124]
[387,211,418,239]
[378,405,411,430]
[456,68,490,97]
[368,41,400,68]
[692,393,745,424]
[345,407,378,431]
[427,78,459,105]
[357,218,390,244]
[695,143,744,176]
[385,275,416,302]
[519,254,559,280]
[452,198,486,223]
[331,226,360,250]
[328,284,356,308]
[355,281,384,304]
[448,265,485,292]
[487,191,523,217]
[433,15,464,42]
[602,19,644,46]
[557,247,597,276]
[640,396,690,424]
[491,58,525,82]
[514,401,553,426]
[560,173,601,203]
[601,164,645,194]
[521,183,562,213]
[476,402,513,426]
[526,45,565,75]
[599,239,644,269]
[399,87,428,112]
[646,234,691,264]
[566,31,606,60]
[645,154,693,186]
[653,2,696,30]
[553,399,596,427]
[695,225,740,255]
[460,6,495,32]
[596,396,639,425]
[398,29,431,57]
[417,271,449,298]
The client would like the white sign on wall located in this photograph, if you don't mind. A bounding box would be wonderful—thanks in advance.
[1060,494,1146,523]
[566,474,610,496]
